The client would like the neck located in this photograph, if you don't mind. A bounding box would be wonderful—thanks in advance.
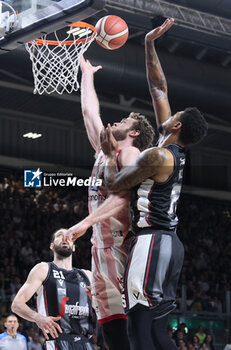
[117,138,133,150]
[158,133,184,148]
[7,330,16,337]
[53,255,72,270]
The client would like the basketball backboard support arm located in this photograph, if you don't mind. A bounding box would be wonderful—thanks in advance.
[0,0,105,54]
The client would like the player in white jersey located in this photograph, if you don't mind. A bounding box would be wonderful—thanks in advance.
[77,57,154,350]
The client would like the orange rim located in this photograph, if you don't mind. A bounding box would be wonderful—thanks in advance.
[28,21,97,46]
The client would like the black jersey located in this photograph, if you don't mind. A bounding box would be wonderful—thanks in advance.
[131,144,186,233]
[37,262,93,338]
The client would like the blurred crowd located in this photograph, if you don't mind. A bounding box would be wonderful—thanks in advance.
[177,195,231,313]
[0,173,231,349]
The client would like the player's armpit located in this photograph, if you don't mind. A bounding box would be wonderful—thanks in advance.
[111,147,168,192]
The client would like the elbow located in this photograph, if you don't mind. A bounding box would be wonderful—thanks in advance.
[82,107,90,118]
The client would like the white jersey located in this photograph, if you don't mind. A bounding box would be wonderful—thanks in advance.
[88,149,130,248]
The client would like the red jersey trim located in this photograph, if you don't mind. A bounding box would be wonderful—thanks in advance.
[116,149,122,171]
[98,314,127,324]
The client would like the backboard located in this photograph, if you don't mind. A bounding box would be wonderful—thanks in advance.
[0,0,105,53]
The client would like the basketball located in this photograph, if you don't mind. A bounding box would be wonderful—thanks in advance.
[95,15,129,50]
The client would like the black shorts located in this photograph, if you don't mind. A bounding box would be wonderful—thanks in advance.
[46,334,95,350]
[124,228,184,318]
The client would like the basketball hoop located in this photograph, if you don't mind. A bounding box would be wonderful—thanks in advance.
[25,22,97,95]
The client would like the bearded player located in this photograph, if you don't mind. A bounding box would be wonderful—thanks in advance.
[12,229,94,350]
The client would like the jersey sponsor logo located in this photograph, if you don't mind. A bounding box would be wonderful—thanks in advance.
[58,297,90,318]
[74,336,81,342]
[65,302,90,318]
[133,291,140,300]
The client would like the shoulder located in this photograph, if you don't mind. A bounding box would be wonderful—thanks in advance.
[138,147,173,165]
[0,332,7,339]
[28,262,49,281]
[82,269,92,284]
[119,146,140,167]
[17,333,27,342]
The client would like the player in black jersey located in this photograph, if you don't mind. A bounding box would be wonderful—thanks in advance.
[67,18,208,350]
[12,228,94,350]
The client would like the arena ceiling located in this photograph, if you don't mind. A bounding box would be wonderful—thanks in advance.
[0,0,230,189]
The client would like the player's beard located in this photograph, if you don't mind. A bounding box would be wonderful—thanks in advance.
[112,128,129,141]
[53,244,72,258]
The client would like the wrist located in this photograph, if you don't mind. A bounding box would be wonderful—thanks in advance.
[34,313,43,323]
[82,217,91,230]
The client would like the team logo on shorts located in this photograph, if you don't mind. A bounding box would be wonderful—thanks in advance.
[24,168,42,188]
[133,291,140,300]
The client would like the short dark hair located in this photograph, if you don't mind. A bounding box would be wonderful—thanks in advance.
[6,314,18,322]
[179,107,208,146]
[129,112,155,151]
[50,228,67,243]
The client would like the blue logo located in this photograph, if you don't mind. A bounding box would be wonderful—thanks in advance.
[24,168,42,188]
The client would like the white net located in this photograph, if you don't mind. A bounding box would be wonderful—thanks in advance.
[25,24,97,95]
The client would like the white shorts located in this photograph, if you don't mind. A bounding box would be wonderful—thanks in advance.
[91,242,130,324]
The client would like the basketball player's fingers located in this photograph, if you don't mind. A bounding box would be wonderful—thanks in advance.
[51,316,61,321]
[106,124,111,143]
[161,18,174,32]
[107,123,112,136]
[107,124,115,145]
[48,327,57,339]
[42,328,49,340]
[94,65,102,72]
[100,127,106,144]
[53,322,63,334]
[85,286,92,300]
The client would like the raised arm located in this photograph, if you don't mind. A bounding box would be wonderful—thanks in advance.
[11,262,62,340]
[145,18,174,127]
[80,56,104,150]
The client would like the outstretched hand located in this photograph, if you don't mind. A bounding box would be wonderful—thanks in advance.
[100,124,118,157]
[145,17,174,42]
[66,220,89,242]
[80,55,102,74]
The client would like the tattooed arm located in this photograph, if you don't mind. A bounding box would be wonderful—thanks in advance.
[66,147,174,241]
[145,18,174,127]
[111,146,174,192]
